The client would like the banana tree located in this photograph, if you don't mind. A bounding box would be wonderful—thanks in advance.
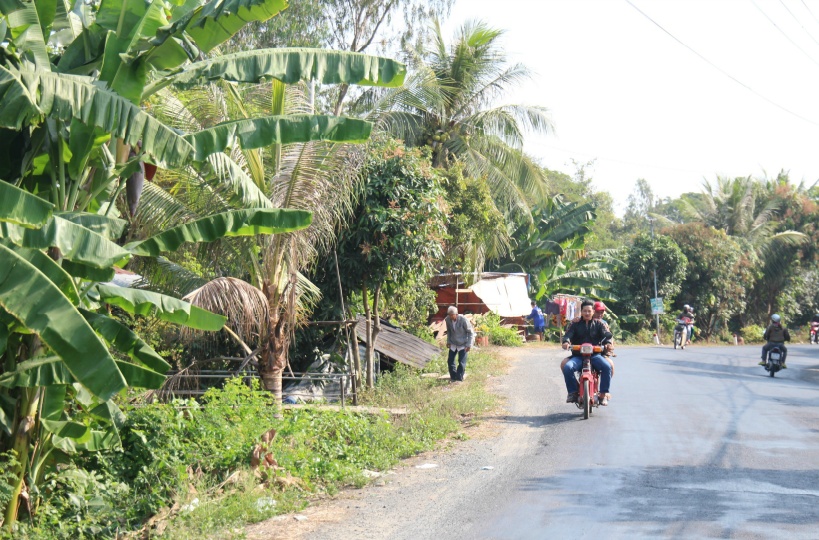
[0,181,313,526]
[0,0,405,527]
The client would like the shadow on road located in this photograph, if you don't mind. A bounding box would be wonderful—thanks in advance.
[519,465,819,534]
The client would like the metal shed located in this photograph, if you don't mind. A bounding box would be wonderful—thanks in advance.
[355,317,441,369]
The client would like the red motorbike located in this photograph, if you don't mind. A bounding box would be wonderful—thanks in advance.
[571,343,603,419]
[810,322,819,345]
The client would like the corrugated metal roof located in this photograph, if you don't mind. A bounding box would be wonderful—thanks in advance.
[355,316,441,369]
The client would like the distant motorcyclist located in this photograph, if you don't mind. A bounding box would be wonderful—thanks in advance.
[677,304,695,345]
[811,313,819,344]
[759,314,790,368]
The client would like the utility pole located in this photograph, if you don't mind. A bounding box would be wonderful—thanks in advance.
[649,218,660,341]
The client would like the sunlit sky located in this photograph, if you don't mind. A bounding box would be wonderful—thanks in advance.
[443,0,819,213]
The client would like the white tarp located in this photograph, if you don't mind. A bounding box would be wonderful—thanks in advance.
[469,275,531,317]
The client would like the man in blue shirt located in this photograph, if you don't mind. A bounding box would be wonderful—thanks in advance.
[528,301,545,338]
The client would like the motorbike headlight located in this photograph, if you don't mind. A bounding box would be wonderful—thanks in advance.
[580,345,593,355]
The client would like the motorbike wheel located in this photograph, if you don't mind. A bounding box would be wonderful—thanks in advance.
[769,363,776,377]
[674,333,678,350]
[582,380,590,419]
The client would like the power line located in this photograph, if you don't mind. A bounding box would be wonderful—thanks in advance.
[779,0,819,49]
[799,0,819,28]
[752,0,819,69]
[624,0,819,128]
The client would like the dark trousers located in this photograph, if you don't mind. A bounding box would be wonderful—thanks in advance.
[762,342,787,361]
[447,348,467,381]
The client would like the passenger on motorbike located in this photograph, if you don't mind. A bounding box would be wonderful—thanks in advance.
[593,301,615,358]
[677,304,695,345]
[759,314,791,368]
[561,300,613,405]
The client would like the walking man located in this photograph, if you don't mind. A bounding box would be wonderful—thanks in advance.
[445,306,475,382]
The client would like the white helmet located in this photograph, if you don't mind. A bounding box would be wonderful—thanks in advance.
[771,314,781,323]
[684,304,691,311]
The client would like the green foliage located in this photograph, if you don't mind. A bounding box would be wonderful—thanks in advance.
[617,233,687,323]
[545,163,621,250]
[359,19,551,216]
[381,273,439,342]
[0,452,18,510]
[7,351,502,539]
[337,138,446,295]
[741,324,766,343]
[472,312,521,347]
[664,223,756,339]
[439,164,509,273]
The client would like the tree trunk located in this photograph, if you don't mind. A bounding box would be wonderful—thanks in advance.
[371,283,382,381]
[3,387,40,529]
[350,321,362,387]
[362,282,374,388]
[259,281,289,406]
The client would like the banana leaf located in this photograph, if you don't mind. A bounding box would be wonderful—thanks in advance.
[80,309,170,373]
[60,259,116,282]
[52,426,119,452]
[125,208,312,256]
[0,0,26,14]
[0,245,127,399]
[66,119,110,179]
[3,68,194,168]
[0,356,73,388]
[185,115,372,160]
[98,31,147,104]
[6,1,51,70]
[0,180,55,228]
[160,0,288,54]
[168,48,406,90]
[56,211,127,241]
[95,284,227,331]
[1,241,80,305]
[41,384,66,421]
[115,360,165,389]
[0,66,38,128]
[0,215,131,269]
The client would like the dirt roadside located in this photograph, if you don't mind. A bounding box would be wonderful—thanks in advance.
[245,343,564,540]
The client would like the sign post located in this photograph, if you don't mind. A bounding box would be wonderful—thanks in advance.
[650,297,664,315]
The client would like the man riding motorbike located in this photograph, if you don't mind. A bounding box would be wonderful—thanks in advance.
[561,300,613,405]
[811,313,819,343]
[677,304,695,345]
[759,314,790,368]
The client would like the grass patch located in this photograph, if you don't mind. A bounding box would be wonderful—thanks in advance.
[4,350,505,539]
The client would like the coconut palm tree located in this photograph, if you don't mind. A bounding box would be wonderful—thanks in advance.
[136,80,363,397]
[678,176,807,322]
[355,19,553,217]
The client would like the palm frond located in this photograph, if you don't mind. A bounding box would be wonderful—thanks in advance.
[183,277,270,345]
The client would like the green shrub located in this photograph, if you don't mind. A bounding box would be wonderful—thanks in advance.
[472,312,522,346]
[741,324,765,343]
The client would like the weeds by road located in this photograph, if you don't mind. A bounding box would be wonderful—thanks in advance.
[6,349,507,539]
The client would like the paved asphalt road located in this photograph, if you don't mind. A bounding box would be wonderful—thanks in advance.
[249,344,819,540]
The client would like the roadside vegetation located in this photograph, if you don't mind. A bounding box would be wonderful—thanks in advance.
[3,350,502,539]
